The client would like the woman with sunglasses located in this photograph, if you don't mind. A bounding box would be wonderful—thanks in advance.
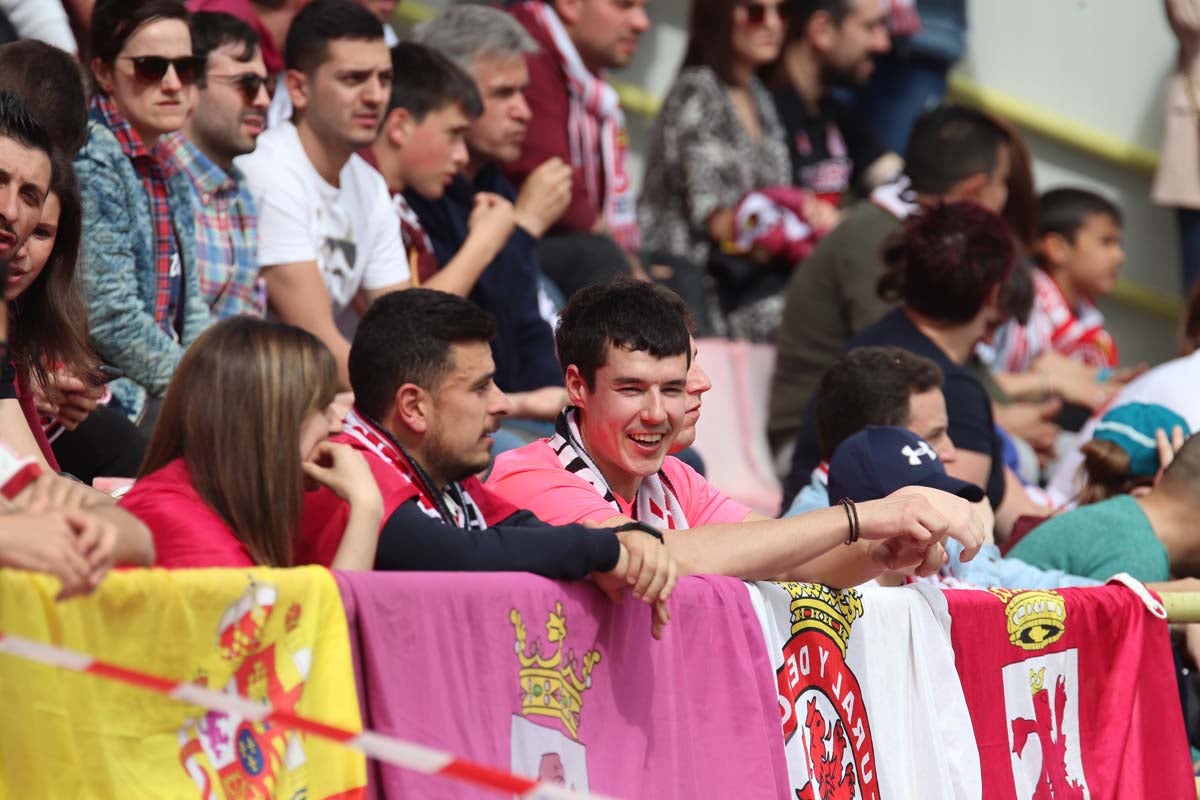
[75,0,214,433]
[637,0,791,340]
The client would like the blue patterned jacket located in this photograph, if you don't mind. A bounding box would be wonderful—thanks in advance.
[75,118,213,422]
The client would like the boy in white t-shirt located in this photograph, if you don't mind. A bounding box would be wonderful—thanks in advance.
[236,0,410,387]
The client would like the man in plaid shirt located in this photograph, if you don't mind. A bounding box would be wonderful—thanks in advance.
[164,12,269,318]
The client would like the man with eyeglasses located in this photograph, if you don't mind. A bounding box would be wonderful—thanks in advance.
[164,12,271,319]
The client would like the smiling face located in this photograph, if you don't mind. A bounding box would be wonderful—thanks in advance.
[0,136,50,267]
[567,344,688,500]
[291,37,393,152]
[5,190,58,301]
[93,18,194,146]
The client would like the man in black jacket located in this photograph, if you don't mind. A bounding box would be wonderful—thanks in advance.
[299,289,677,637]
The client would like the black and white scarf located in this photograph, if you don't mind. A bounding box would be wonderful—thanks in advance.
[549,407,689,530]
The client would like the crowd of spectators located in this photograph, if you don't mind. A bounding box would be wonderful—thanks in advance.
[1,0,1199,741]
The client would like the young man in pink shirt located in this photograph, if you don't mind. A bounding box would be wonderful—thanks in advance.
[487,280,985,584]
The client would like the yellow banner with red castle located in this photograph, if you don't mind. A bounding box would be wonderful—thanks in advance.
[0,566,366,799]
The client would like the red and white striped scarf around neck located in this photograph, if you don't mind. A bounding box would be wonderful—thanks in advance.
[517,0,640,252]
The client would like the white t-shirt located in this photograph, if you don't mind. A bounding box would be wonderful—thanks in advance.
[1046,348,1200,501]
[236,121,409,335]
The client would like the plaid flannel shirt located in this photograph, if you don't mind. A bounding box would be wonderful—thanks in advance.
[162,133,264,318]
[89,94,181,334]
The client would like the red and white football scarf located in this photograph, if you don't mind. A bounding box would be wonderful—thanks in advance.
[550,407,688,529]
[516,1,640,252]
[342,408,491,529]
[995,268,1119,372]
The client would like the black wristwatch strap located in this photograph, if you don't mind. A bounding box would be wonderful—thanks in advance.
[615,521,666,543]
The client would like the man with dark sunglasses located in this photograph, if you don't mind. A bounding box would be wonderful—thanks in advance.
[164,12,271,319]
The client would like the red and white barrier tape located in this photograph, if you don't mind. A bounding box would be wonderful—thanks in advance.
[0,632,613,800]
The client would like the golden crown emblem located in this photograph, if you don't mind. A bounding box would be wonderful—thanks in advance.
[989,589,1067,652]
[779,582,864,657]
[1029,667,1047,695]
[510,602,600,739]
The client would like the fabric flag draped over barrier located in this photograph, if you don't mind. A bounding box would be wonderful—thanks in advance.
[335,571,792,799]
[0,567,366,800]
[0,567,1192,800]
[748,582,983,800]
[923,584,1193,800]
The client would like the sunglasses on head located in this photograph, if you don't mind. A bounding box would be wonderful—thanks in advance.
[121,55,204,85]
[206,72,276,103]
[742,0,784,24]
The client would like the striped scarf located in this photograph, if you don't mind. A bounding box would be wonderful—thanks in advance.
[549,407,689,530]
[342,408,490,529]
[517,1,640,251]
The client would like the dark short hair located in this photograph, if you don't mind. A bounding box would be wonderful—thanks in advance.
[787,0,856,39]
[349,289,497,420]
[814,346,944,460]
[658,284,697,335]
[90,0,190,66]
[386,42,482,121]
[285,0,383,74]
[877,202,1015,323]
[905,105,1008,196]
[555,279,691,390]
[1157,432,1200,503]
[1038,187,1123,243]
[191,11,260,83]
[0,90,52,163]
[0,41,89,157]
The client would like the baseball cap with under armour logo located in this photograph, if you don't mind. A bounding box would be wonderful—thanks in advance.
[827,426,986,505]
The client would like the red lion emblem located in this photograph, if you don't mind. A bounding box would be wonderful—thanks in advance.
[1011,674,1085,800]
[796,698,857,800]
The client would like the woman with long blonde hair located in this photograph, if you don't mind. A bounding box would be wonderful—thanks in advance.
[120,317,382,568]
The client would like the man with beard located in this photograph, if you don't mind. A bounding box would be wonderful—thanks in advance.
[298,288,678,638]
[764,0,900,209]
[237,0,411,387]
[504,0,649,297]
[164,12,271,318]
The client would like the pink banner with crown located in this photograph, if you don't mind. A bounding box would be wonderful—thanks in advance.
[335,572,792,799]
